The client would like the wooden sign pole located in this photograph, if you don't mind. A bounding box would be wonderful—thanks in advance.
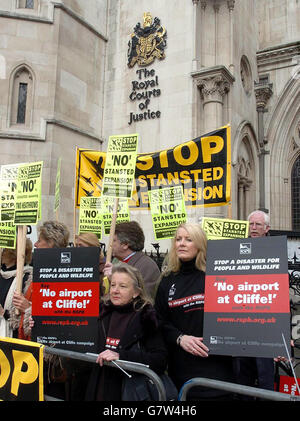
[15,225,27,315]
[106,197,119,264]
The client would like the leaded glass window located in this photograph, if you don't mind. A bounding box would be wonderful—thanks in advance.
[25,0,34,9]
[292,156,300,230]
[17,83,28,124]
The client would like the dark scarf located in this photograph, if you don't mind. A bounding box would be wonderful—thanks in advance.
[104,302,136,350]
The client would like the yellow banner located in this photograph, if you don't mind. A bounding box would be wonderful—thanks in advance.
[0,337,44,401]
[75,126,231,210]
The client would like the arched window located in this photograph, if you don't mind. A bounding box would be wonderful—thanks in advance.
[292,156,300,230]
[10,65,34,128]
[237,136,255,220]
[17,0,35,9]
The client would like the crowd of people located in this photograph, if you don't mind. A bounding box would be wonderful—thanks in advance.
[0,210,292,401]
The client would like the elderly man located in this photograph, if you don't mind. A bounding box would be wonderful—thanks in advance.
[104,221,161,298]
[235,210,275,398]
[248,210,270,238]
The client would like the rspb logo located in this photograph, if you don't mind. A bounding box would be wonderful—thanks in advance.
[60,252,71,264]
[240,243,251,255]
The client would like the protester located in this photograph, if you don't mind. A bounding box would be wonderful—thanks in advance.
[234,210,276,398]
[75,232,106,294]
[155,222,235,400]
[32,220,70,399]
[22,220,70,339]
[103,221,161,298]
[85,262,168,401]
[66,232,106,401]
[0,238,33,339]
[34,220,70,248]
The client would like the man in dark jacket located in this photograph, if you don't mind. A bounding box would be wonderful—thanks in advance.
[234,210,275,398]
[104,221,161,298]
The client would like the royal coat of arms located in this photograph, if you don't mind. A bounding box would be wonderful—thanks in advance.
[128,13,167,68]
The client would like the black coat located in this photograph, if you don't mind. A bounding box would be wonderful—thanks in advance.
[85,300,168,401]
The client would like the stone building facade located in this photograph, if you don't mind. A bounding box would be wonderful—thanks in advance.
[0,0,299,249]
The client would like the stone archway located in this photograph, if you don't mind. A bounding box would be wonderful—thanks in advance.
[232,121,258,220]
[267,76,300,230]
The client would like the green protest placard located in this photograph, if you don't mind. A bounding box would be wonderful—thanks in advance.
[0,163,21,182]
[201,217,249,240]
[102,134,138,199]
[54,157,61,213]
[148,186,187,239]
[0,179,16,222]
[0,221,16,249]
[0,164,20,249]
[14,162,43,225]
[102,197,130,235]
[79,196,102,239]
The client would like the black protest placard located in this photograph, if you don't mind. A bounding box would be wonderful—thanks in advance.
[31,247,100,353]
[203,236,291,358]
[0,337,44,401]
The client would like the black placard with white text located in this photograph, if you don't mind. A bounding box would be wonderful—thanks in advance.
[203,236,291,358]
[31,247,100,353]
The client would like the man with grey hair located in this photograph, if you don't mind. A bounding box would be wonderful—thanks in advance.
[235,209,275,399]
[248,210,270,238]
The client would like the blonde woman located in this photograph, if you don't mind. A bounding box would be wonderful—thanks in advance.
[85,262,167,401]
[155,223,235,401]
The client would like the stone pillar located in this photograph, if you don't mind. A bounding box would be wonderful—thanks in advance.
[192,0,200,71]
[200,1,207,67]
[192,65,235,133]
[227,0,235,74]
[254,79,273,213]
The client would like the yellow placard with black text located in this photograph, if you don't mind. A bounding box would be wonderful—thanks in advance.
[0,337,44,401]
[202,217,249,240]
[75,125,231,210]
[102,133,138,199]
[148,186,187,239]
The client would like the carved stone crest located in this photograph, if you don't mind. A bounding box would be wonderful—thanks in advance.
[127,13,167,68]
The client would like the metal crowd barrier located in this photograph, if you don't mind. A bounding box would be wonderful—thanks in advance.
[178,377,300,401]
[43,346,166,401]
[44,347,300,402]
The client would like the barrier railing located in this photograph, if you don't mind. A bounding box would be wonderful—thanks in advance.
[44,346,300,402]
[44,346,166,401]
[178,377,300,401]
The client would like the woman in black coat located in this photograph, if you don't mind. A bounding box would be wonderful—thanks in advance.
[155,223,235,400]
[85,262,168,401]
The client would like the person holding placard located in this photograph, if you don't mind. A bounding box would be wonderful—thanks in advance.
[85,262,168,401]
[0,238,33,339]
[234,210,277,399]
[31,220,70,400]
[155,223,235,400]
[34,220,70,249]
[103,221,161,298]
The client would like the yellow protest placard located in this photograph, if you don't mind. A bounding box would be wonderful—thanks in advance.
[102,197,130,235]
[0,337,44,401]
[14,161,43,225]
[78,196,102,239]
[102,133,139,199]
[148,186,187,239]
[202,217,249,240]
